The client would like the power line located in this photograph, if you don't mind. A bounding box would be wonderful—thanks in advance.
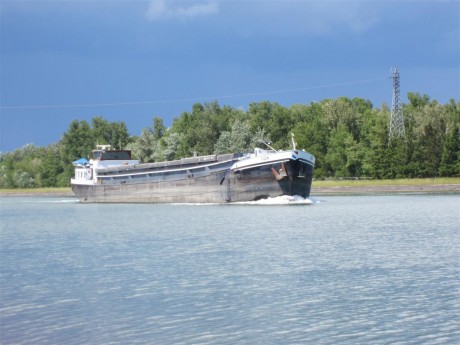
[0,76,387,110]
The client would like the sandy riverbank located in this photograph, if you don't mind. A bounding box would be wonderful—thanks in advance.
[311,183,460,195]
[0,189,74,197]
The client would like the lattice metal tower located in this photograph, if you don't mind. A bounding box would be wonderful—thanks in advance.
[389,66,406,141]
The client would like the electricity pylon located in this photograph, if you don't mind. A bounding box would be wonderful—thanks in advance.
[389,66,406,141]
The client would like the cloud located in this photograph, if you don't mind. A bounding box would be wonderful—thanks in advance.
[144,1,380,35]
[244,1,379,36]
[146,0,219,21]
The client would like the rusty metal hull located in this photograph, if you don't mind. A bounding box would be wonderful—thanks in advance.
[71,159,314,204]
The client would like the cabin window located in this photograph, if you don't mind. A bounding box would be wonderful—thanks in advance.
[101,151,131,160]
[92,150,131,160]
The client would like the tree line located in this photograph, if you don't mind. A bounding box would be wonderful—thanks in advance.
[1,93,459,188]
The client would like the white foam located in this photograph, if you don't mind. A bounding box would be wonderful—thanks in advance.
[18,198,79,204]
[235,195,315,205]
[48,199,79,203]
[169,195,317,206]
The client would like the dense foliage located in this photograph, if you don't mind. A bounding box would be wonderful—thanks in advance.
[1,95,459,188]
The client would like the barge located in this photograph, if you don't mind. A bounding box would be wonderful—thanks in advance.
[71,141,315,203]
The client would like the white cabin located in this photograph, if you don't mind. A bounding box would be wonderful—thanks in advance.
[71,146,139,186]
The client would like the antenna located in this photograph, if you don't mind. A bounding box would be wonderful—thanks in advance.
[389,66,406,141]
[258,140,277,152]
[290,132,297,150]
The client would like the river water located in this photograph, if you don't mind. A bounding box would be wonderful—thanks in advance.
[0,194,459,344]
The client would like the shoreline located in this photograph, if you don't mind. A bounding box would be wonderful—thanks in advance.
[0,190,75,197]
[1,182,459,198]
[312,183,460,195]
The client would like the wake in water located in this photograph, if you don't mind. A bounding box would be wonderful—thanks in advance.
[12,196,319,206]
[18,198,80,204]
[235,195,318,205]
[48,199,80,203]
[172,195,319,206]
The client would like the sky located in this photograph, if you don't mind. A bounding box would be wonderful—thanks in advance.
[0,0,459,152]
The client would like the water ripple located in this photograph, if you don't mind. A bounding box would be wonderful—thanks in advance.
[0,194,459,344]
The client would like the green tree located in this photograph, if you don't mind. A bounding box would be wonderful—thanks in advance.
[214,119,270,154]
[153,116,166,141]
[91,116,110,145]
[247,101,293,148]
[60,120,93,182]
[128,128,155,162]
[2,95,459,190]
[438,99,460,176]
[292,103,329,178]
[162,132,182,161]
[439,124,460,176]
[361,107,391,178]
[321,97,366,141]
[170,101,231,157]
[407,92,431,109]
[13,171,35,188]
[387,138,408,179]
[405,101,446,177]
[92,117,130,149]
[39,144,63,187]
[108,121,130,149]
[324,125,363,177]
[0,165,13,188]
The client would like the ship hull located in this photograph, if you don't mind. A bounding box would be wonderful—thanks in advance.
[71,158,314,204]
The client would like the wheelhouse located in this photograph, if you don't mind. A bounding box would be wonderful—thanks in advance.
[93,150,132,161]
